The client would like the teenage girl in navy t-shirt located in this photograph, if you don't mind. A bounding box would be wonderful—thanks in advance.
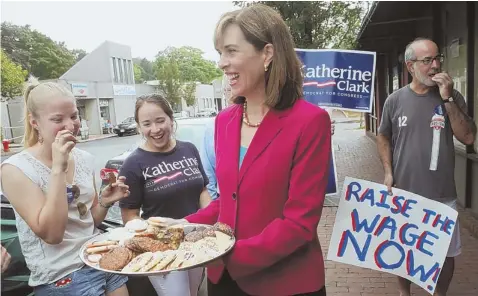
[119,94,212,296]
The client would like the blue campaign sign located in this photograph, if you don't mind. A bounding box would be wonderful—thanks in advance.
[296,49,377,113]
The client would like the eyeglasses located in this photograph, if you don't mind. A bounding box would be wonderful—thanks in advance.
[411,54,444,65]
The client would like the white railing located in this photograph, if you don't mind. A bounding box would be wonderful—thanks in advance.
[1,126,24,142]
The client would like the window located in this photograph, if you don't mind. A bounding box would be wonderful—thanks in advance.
[118,58,124,84]
[123,59,129,84]
[111,57,118,83]
[128,60,133,84]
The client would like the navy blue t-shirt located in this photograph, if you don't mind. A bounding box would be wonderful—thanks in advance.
[119,140,209,220]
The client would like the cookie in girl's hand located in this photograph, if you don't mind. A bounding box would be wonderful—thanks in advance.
[108,172,117,185]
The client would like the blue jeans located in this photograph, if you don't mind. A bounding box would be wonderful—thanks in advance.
[34,266,128,296]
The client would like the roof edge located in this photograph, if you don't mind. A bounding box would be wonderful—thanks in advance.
[356,1,380,44]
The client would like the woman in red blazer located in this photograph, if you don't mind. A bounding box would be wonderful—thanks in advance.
[161,4,331,296]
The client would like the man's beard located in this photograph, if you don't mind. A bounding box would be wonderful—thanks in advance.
[414,66,439,87]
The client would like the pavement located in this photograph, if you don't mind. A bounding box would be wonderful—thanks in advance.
[321,123,478,296]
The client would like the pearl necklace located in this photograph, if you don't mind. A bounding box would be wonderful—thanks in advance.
[242,101,263,127]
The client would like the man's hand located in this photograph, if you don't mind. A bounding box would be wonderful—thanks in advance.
[384,173,394,195]
[431,72,454,100]
[1,245,11,273]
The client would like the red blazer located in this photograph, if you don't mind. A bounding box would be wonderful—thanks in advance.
[186,99,331,296]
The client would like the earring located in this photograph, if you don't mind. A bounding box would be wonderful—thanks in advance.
[38,134,43,144]
[264,64,269,72]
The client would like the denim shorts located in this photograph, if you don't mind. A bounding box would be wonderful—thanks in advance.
[34,265,128,296]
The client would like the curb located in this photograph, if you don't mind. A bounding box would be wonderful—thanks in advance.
[78,134,118,143]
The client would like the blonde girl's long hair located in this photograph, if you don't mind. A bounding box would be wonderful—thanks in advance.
[23,77,75,148]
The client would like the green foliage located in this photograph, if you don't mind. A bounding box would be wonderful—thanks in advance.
[154,46,223,109]
[133,58,156,82]
[1,50,28,100]
[71,49,88,62]
[233,1,367,49]
[1,22,76,79]
[155,56,183,109]
[133,63,144,83]
[154,46,222,84]
[183,82,197,107]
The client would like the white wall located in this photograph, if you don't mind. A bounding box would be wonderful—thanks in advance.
[135,84,157,96]
[61,42,112,82]
[1,97,26,143]
[195,84,215,111]
[108,100,117,125]
[114,96,137,124]
[85,99,101,135]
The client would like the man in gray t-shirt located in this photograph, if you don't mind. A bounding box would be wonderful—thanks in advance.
[377,38,476,296]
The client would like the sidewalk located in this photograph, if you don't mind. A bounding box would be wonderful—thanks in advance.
[321,125,478,295]
[1,134,117,157]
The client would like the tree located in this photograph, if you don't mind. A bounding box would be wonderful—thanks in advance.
[233,1,367,49]
[1,50,28,100]
[71,49,88,62]
[1,22,76,79]
[133,63,144,83]
[156,57,183,109]
[183,82,197,107]
[154,46,222,110]
[133,58,155,82]
[154,46,222,84]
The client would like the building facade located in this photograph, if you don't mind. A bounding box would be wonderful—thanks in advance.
[143,80,219,117]
[1,41,159,140]
[356,2,478,216]
[60,41,138,135]
[2,40,227,141]
[212,77,230,111]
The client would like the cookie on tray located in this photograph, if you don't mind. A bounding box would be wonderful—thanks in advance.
[178,242,195,252]
[195,225,207,232]
[139,252,165,272]
[121,252,154,273]
[202,228,216,238]
[184,231,204,243]
[150,251,177,271]
[99,247,133,271]
[213,222,234,237]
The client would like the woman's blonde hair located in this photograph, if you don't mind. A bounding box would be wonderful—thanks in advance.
[23,76,75,148]
[214,4,303,110]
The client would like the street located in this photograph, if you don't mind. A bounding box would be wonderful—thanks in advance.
[77,134,141,190]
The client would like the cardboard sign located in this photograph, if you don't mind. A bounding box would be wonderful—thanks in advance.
[327,177,458,295]
[296,49,376,113]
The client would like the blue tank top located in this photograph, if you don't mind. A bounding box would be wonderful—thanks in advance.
[239,146,248,167]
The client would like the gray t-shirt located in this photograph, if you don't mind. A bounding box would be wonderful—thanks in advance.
[378,85,467,202]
